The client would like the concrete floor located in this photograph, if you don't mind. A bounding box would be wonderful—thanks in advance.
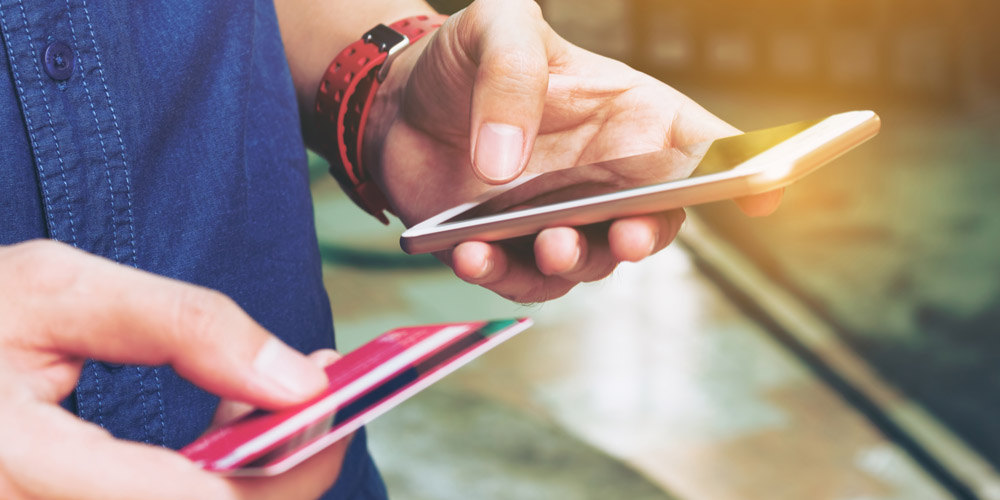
[313,177,953,500]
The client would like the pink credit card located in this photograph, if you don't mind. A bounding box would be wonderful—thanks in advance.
[180,318,533,476]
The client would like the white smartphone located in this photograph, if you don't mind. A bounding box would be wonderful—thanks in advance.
[400,110,881,254]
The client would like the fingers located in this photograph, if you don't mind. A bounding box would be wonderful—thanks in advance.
[533,210,685,281]
[229,432,353,500]
[0,240,326,409]
[304,348,342,367]
[452,241,576,302]
[0,243,345,500]
[534,227,617,283]
[608,210,686,262]
[210,399,257,430]
[214,348,349,499]
[452,209,686,302]
[212,349,341,428]
[6,398,351,500]
[735,188,784,217]
[4,406,235,500]
[459,0,558,183]
[667,102,786,217]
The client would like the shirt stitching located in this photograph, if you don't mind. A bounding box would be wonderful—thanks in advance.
[79,0,158,445]
[91,361,105,428]
[13,1,79,247]
[152,367,167,446]
[135,366,151,443]
[0,4,59,240]
[81,0,137,267]
[66,0,121,261]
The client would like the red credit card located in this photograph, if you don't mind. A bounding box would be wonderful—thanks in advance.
[180,318,533,476]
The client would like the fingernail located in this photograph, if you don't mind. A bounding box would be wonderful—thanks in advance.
[568,244,583,273]
[307,349,341,368]
[471,255,493,280]
[253,339,328,399]
[475,123,524,182]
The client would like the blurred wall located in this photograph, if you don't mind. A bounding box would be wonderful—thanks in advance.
[538,0,996,106]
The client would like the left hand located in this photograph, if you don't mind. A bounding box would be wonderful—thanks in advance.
[0,241,347,500]
[365,0,782,302]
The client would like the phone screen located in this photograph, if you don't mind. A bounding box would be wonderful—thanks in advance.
[444,118,820,224]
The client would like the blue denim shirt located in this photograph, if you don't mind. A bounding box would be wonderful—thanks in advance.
[0,0,386,497]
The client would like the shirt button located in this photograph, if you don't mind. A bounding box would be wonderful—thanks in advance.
[43,41,75,81]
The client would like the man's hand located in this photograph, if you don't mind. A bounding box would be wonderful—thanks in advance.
[0,240,347,500]
[364,0,782,302]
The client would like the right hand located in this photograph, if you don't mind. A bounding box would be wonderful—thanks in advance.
[0,240,346,500]
[368,0,783,303]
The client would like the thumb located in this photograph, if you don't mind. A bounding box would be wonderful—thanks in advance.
[0,240,327,409]
[211,349,342,427]
[462,0,557,184]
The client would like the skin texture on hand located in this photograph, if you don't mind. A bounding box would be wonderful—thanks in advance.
[362,0,783,303]
[0,241,348,500]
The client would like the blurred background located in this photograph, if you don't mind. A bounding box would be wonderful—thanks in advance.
[312,1,1000,499]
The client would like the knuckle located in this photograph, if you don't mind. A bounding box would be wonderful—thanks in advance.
[2,240,83,297]
[171,286,233,345]
[465,0,486,16]
[5,239,68,268]
[466,0,496,18]
[473,0,542,19]
[483,50,546,82]
[522,0,544,20]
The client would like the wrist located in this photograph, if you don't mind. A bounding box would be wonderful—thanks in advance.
[275,0,438,145]
[361,33,430,191]
[312,14,447,223]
